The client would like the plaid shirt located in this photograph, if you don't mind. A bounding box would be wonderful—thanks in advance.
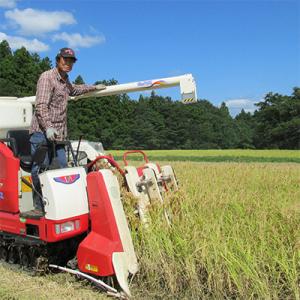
[30,68,96,140]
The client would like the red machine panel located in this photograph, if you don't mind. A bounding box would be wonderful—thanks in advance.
[0,143,19,213]
[45,214,89,242]
[77,171,123,277]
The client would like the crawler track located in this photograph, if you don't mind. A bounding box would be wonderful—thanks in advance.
[0,232,126,298]
[0,231,83,274]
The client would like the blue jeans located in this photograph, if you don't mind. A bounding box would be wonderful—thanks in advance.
[30,132,67,210]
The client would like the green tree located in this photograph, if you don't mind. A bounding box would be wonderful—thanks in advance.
[235,109,255,148]
[74,75,85,84]
[202,102,238,149]
[0,42,15,96]
[0,40,12,60]
[0,41,51,97]
[13,47,39,96]
[253,88,300,149]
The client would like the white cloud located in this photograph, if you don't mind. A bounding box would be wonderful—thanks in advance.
[0,32,49,52]
[5,8,76,36]
[53,32,105,48]
[225,99,255,108]
[0,0,18,8]
[224,98,257,116]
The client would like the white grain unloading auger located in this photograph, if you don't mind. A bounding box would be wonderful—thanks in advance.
[0,74,197,298]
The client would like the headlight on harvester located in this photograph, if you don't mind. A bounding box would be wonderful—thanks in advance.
[55,220,80,234]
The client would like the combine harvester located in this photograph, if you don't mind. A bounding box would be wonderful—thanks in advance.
[0,74,197,298]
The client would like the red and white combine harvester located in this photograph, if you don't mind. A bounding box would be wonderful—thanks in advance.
[0,74,197,298]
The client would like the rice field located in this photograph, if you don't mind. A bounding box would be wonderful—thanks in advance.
[111,149,300,158]
[0,150,299,299]
[128,161,300,299]
[110,149,300,163]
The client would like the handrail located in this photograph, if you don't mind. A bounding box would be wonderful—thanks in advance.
[123,150,149,166]
[87,155,125,176]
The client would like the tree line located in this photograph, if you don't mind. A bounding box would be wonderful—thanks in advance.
[0,41,299,149]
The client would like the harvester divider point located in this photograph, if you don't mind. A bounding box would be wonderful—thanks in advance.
[49,264,127,299]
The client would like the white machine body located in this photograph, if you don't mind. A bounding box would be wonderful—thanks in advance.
[39,167,88,220]
[0,97,32,138]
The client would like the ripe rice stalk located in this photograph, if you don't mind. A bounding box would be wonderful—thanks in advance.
[124,162,300,299]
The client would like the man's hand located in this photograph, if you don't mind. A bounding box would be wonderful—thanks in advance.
[46,127,58,141]
[95,84,106,91]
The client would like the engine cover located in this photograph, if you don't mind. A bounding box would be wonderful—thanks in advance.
[39,167,88,220]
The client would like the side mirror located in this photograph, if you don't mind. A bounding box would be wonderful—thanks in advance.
[77,151,87,162]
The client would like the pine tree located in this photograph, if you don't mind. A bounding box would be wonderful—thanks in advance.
[0,40,12,60]
[74,75,85,84]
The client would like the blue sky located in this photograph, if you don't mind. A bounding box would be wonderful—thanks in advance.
[0,0,299,115]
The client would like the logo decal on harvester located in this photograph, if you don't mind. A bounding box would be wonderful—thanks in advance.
[0,192,4,200]
[85,264,99,272]
[53,174,80,184]
[137,80,166,88]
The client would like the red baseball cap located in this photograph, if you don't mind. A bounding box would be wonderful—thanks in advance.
[58,47,77,61]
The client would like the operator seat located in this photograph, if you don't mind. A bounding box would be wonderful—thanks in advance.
[6,130,32,173]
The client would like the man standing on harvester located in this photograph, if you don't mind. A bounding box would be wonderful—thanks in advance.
[29,47,106,217]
